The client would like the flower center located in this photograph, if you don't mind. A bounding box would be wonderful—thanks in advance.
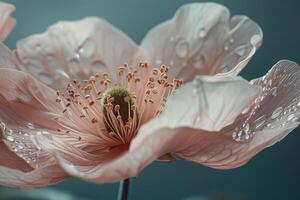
[55,61,182,148]
[102,86,138,137]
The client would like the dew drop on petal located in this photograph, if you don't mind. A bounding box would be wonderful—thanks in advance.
[6,135,14,142]
[224,44,229,51]
[244,123,250,133]
[198,28,206,38]
[26,123,35,130]
[73,52,81,62]
[271,106,283,119]
[175,39,189,58]
[56,69,70,79]
[255,114,267,129]
[287,114,298,122]
[270,87,277,96]
[80,39,95,58]
[0,122,5,129]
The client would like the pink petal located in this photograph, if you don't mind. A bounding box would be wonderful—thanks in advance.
[227,60,300,143]
[0,139,32,172]
[0,2,16,42]
[53,128,183,184]
[0,164,68,189]
[15,17,140,90]
[0,68,62,168]
[135,60,300,170]
[0,43,19,69]
[140,3,262,81]
[0,69,71,188]
[0,68,118,172]
[151,75,260,131]
[33,131,119,166]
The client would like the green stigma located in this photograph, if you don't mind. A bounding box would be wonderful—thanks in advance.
[102,87,136,132]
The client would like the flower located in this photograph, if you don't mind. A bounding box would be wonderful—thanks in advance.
[0,2,15,42]
[0,2,299,189]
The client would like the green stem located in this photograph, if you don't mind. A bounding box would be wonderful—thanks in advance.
[117,179,130,200]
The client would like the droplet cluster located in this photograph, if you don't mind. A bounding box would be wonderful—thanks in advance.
[232,62,300,142]
[1,122,41,167]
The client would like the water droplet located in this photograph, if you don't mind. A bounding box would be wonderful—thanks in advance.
[244,123,250,133]
[73,53,81,61]
[5,128,13,135]
[270,87,277,96]
[224,45,229,51]
[27,123,35,130]
[79,39,95,58]
[18,144,24,150]
[56,69,70,79]
[229,38,234,43]
[175,39,189,58]
[271,106,283,119]
[238,130,242,137]
[0,122,5,129]
[255,115,267,129]
[267,79,272,86]
[287,114,297,122]
[198,28,206,38]
[6,135,14,142]
[245,134,250,140]
[297,102,300,107]
[232,131,237,138]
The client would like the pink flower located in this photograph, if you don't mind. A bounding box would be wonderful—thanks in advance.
[0,2,298,189]
[0,2,15,42]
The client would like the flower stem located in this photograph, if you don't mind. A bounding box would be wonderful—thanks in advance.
[117,179,130,200]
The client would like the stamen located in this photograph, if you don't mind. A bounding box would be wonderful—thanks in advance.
[56,61,182,148]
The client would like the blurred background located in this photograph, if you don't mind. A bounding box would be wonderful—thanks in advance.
[2,0,300,199]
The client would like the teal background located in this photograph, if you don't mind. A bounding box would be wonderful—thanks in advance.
[3,0,300,199]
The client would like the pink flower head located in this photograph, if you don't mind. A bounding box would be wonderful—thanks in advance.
[0,2,299,189]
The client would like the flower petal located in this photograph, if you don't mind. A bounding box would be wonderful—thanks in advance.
[140,3,262,81]
[0,43,19,69]
[225,60,300,143]
[0,2,16,42]
[0,68,63,168]
[134,60,300,170]
[54,127,185,184]
[0,139,32,172]
[0,164,67,189]
[15,17,140,90]
[33,131,117,166]
[154,75,260,131]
